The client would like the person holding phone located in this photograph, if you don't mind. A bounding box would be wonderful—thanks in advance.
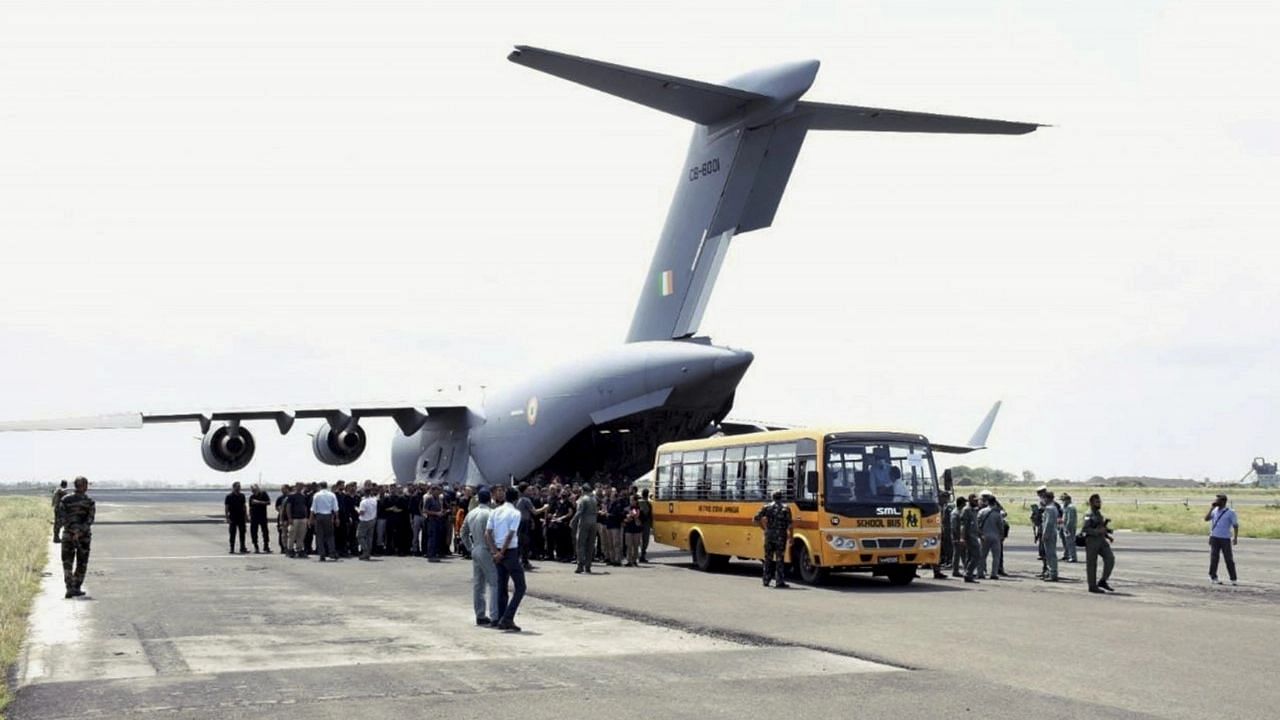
[1204,494,1239,585]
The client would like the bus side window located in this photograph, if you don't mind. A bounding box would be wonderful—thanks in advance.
[725,446,745,499]
[687,464,705,499]
[798,456,818,499]
[766,443,796,500]
[656,463,670,500]
[706,462,724,500]
[683,450,705,500]
[744,446,766,500]
[704,448,725,500]
[673,464,684,500]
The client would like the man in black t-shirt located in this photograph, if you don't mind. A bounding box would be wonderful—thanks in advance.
[515,483,537,570]
[388,485,411,556]
[224,482,249,554]
[283,484,311,558]
[441,484,458,556]
[337,483,359,557]
[605,490,627,566]
[248,484,272,554]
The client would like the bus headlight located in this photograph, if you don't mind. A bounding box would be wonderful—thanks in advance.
[921,537,939,549]
[826,535,857,551]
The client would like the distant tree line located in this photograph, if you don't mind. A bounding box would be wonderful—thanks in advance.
[943,466,1200,488]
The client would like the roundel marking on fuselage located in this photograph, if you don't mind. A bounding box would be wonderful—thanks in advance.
[526,396,539,426]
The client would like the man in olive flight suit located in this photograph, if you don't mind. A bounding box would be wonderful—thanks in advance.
[959,493,981,583]
[1041,491,1061,581]
[1083,493,1115,594]
[59,476,95,598]
[1061,493,1078,563]
[754,490,792,589]
[934,490,952,580]
[950,495,967,578]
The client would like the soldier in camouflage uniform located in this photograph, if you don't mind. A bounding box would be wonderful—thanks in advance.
[59,476,95,598]
[51,479,68,543]
[754,490,792,589]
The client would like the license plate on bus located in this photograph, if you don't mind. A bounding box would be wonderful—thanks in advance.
[878,556,899,564]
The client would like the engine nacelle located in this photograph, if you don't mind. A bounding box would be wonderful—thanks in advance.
[312,421,367,466]
[201,424,256,472]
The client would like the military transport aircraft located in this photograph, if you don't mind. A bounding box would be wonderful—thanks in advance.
[0,46,1038,485]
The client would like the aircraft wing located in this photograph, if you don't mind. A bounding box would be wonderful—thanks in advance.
[0,402,474,437]
[931,401,1002,454]
[798,101,1041,135]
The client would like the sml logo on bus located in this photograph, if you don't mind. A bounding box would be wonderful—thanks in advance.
[875,507,902,516]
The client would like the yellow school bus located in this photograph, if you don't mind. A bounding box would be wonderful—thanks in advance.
[651,427,942,585]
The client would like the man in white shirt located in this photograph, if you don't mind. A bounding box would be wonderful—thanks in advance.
[485,485,526,632]
[462,489,499,625]
[310,481,340,562]
[357,489,379,561]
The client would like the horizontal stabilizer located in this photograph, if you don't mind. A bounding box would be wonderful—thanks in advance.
[799,101,1041,135]
[932,401,1002,454]
[508,46,766,125]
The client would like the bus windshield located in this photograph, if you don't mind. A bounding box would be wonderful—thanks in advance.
[824,440,937,509]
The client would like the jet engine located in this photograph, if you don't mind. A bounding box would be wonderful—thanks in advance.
[312,420,367,465]
[201,424,256,472]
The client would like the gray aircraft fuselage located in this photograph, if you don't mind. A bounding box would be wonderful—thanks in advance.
[391,341,752,484]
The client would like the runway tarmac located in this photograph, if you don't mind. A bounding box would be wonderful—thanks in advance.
[10,492,1278,719]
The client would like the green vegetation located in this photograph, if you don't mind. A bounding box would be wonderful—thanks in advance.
[0,496,51,718]
[946,466,1211,489]
[995,487,1280,539]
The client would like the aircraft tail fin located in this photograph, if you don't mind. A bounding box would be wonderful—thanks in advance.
[508,47,1041,342]
[932,401,1002,455]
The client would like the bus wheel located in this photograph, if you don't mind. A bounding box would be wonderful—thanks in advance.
[793,543,829,585]
[886,567,916,586]
[691,533,713,572]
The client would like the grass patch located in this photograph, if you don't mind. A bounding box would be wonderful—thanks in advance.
[0,496,51,719]
[996,487,1280,539]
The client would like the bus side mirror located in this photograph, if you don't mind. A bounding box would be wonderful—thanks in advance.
[806,471,819,494]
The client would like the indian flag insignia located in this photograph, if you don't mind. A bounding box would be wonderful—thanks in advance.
[659,270,674,297]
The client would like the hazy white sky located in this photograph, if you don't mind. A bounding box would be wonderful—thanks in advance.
[2,1,1277,485]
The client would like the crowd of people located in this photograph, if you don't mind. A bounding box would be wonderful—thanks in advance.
[938,486,1119,593]
[220,477,656,569]
[219,476,657,631]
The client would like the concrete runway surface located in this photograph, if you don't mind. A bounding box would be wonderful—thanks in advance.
[10,492,1278,720]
